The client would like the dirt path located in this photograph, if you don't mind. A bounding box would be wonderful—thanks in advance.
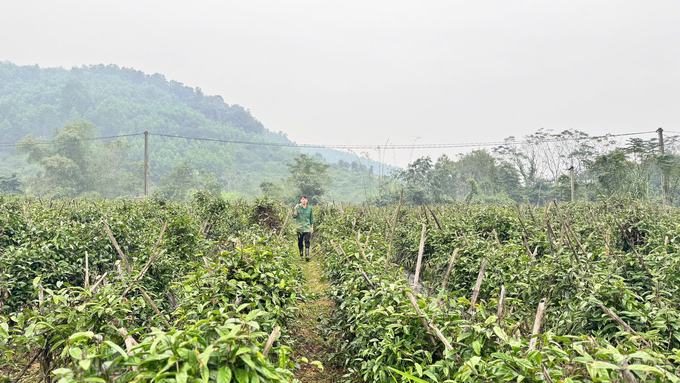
[289,246,345,383]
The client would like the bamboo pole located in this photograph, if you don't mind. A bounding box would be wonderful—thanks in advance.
[497,285,506,323]
[104,222,133,273]
[469,258,488,313]
[278,211,291,239]
[528,299,546,351]
[122,249,166,298]
[413,224,427,294]
[84,251,90,289]
[138,287,171,328]
[405,291,438,346]
[263,326,281,357]
[439,248,459,292]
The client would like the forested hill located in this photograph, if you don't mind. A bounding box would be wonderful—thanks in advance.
[0,61,384,201]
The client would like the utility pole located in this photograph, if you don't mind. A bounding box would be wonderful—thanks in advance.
[144,131,149,197]
[568,164,575,202]
[657,127,669,205]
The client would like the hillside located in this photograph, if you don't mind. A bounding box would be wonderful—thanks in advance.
[0,61,389,202]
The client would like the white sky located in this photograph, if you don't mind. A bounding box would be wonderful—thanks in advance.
[1,0,678,167]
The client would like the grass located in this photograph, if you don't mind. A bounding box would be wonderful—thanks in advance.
[289,244,346,383]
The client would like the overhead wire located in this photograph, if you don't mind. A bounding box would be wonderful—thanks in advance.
[0,129,661,150]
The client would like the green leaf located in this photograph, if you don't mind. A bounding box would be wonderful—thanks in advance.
[78,359,92,371]
[589,361,620,370]
[235,368,249,383]
[626,364,662,373]
[69,347,83,360]
[69,331,94,342]
[104,341,128,359]
[217,367,232,383]
[493,326,508,342]
[386,367,430,383]
[472,340,482,355]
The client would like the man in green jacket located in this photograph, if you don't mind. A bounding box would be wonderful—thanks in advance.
[293,196,314,261]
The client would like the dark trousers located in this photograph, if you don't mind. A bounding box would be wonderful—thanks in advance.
[297,232,311,255]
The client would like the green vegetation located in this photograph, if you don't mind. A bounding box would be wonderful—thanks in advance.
[314,198,680,382]
[0,61,382,203]
[3,194,680,382]
[0,194,310,382]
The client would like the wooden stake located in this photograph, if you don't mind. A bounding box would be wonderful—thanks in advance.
[429,322,453,350]
[38,285,45,316]
[461,232,471,247]
[89,272,108,293]
[203,257,214,275]
[405,291,438,346]
[439,248,459,292]
[492,229,501,247]
[122,249,166,298]
[386,190,403,268]
[413,224,427,294]
[263,326,281,357]
[166,291,178,310]
[497,285,506,323]
[84,251,90,289]
[138,287,171,328]
[528,299,546,351]
[356,230,369,264]
[152,221,168,254]
[104,222,132,273]
[598,303,651,348]
[469,258,487,313]
[278,211,291,239]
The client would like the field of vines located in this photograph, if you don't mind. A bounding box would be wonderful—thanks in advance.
[2,193,680,382]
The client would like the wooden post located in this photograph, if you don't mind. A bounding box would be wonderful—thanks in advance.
[104,222,133,273]
[413,224,427,294]
[439,248,459,292]
[405,291,438,346]
[356,229,369,263]
[492,229,501,247]
[263,326,281,357]
[144,131,149,197]
[121,249,166,298]
[84,251,90,289]
[469,258,487,313]
[569,164,575,202]
[38,285,45,316]
[89,272,108,293]
[658,127,669,206]
[386,190,403,268]
[497,285,506,323]
[138,287,171,328]
[429,322,453,350]
[528,299,546,351]
[278,210,291,239]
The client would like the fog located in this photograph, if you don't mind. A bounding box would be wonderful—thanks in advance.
[1,0,678,167]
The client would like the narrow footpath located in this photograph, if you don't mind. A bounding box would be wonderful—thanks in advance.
[289,245,345,383]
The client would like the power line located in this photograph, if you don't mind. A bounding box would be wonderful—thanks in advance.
[0,133,144,147]
[0,130,660,150]
[149,130,657,150]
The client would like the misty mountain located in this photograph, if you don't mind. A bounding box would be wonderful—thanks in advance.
[0,61,388,201]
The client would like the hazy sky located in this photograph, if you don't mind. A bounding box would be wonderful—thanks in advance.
[1,1,678,167]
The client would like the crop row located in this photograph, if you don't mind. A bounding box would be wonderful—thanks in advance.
[313,198,680,382]
[1,194,307,383]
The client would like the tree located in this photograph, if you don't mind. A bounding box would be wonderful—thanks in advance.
[0,173,22,194]
[159,160,200,201]
[286,154,331,204]
[17,121,98,197]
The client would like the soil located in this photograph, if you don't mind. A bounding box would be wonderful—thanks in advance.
[289,245,346,383]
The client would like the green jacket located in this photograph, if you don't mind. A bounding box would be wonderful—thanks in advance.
[293,205,313,233]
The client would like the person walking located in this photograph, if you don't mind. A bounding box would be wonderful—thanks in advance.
[293,196,314,261]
